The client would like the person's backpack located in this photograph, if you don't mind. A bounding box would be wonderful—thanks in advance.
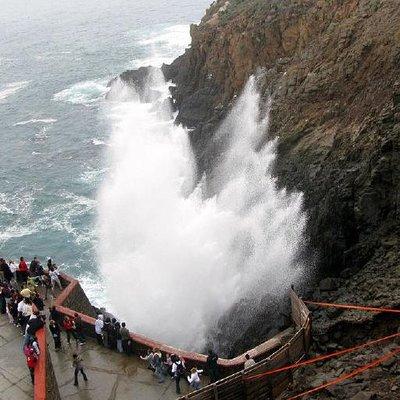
[23,344,34,357]
[176,362,185,376]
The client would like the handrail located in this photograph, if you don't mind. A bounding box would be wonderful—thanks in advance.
[33,328,46,400]
[54,273,304,369]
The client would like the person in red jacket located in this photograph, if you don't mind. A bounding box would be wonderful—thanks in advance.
[26,347,38,384]
[62,316,78,344]
[18,256,29,284]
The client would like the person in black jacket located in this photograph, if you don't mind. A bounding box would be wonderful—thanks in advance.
[49,319,62,350]
[206,350,219,383]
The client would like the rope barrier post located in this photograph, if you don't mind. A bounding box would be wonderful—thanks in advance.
[212,383,219,400]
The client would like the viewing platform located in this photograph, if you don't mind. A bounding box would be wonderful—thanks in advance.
[0,273,311,400]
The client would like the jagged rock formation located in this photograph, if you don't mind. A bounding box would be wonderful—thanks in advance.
[162,0,400,280]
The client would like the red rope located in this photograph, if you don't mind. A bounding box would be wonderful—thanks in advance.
[304,300,400,314]
[285,347,400,400]
[243,332,400,381]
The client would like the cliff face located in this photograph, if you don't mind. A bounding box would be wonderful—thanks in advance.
[164,0,400,279]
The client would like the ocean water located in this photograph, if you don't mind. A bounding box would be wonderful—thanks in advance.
[0,0,211,304]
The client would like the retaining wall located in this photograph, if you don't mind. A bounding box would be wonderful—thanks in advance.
[34,328,61,400]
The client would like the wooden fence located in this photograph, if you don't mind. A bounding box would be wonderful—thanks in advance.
[177,289,311,400]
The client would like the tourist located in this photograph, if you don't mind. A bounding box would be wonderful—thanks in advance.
[29,257,39,276]
[153,348,165,383]
[109,318,118,350]
[206,349,219,383]
[49,320,62,351]
[32,292,45,316]
[42,275,52,300]
[114,320,123,352]
[187,367,203,391]
[171,354,185,394]
[50,306,61,325]
[73,312,86,345]
[0,259,13,283]
[25,346,38,384]
[49,265,62,292]
[6,289,16,323]
[244,353,256,369]
[8,260,18,282]
[102,317,112,348]
[120,322,131,354]
[25,310,44,346]
[18,257,29,284]
[94,314,104,345]
[164,353,173,376]
[18,298,33,334]
[72,353,88,386]
[62,315,78,345]
[140,349,155,371]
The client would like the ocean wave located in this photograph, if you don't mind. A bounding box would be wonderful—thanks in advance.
[80,167,107,184]
[138,24,190,48]
[14,118,57,126]
[131,24,191,68]
[53,79,109,106]
[91,138,106,146]
[0,81,29,101]
[39,191,97,245]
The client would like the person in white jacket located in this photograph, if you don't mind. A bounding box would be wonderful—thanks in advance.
[187,367,203,391]
[94,315,104,345]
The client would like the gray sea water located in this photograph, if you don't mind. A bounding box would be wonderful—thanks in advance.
[0,0,210,303]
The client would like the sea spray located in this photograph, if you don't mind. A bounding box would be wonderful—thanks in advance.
[97,73,306,351]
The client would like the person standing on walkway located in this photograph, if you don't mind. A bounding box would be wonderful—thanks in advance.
[72,354,88,386]
[73,313,86,345]
[187,367,203,391]
[63,316,78,345]
[26,347,38,384]
[95,315,104,345]
[18,257,29,285]
[153,348,165,383]
[171,355,185,394]
[207,349,219,383]
[49,319,62,351]
[120,322,130,354]
[49,265,62,292]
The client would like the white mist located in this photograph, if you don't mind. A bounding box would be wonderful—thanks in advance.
[97,73,306,351]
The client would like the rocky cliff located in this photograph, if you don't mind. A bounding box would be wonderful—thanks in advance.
[164,0,400,282]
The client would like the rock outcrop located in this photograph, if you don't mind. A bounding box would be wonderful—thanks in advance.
[162,0,400,280]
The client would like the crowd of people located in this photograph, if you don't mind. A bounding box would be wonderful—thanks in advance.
[0,255,258,395]
[0,256,84,386]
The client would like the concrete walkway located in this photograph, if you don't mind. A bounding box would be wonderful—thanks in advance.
[0,312,201,400]
[49,335,193,400]
[0,314,34,400]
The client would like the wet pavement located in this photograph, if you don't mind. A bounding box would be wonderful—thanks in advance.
[49,334,193,400]
[0,311,201,400]
[0,314,34,400]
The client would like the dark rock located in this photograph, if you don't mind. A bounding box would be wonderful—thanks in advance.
[319,278,339,292]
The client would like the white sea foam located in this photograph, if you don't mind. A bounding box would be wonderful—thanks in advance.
[14,118,57,126]
[138,24,190,48]
[91,138,106,146]
[53,79,109,106]
[98,74,306,351]
[131,24,192,68]
[0,81,29,101]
